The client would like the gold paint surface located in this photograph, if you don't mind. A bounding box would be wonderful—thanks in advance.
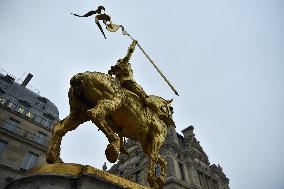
[27,163,150,189]
[46,40,175,189]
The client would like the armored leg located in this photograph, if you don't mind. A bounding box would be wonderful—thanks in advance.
[122,80,148,100]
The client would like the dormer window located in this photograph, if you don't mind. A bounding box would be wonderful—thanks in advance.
[0,75,14,84]
[18,100,31,114]
[36,97,49,110]
[18,100,31,108]
[43,113,55,121]
[37,97,48,103]
[0,75,14,91]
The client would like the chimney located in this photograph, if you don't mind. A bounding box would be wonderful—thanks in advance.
[181,125,194,139]
[21,73,33,87]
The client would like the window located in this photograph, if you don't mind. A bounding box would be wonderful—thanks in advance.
[178,162,185,181]
[21,151,39,170]
[155,164,161,177]
[0,75,14,90]
[41,118,51,128]
[0,81,7,90]
[37,97,48,103]
[18,100,31,115]
[134,171,140,183]
[3,117,20,132]
[0,96,6,105]
[0,88,5,95]
[0,140,8,154]
[35,132,47,145]
[0,75,14,84]
[197,171,203,188]
[42,113,56,128]
[135,151,139,156]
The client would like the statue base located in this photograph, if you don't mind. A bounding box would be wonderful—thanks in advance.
[5,163,150,189]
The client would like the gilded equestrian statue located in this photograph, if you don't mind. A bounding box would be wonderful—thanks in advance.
[46,40,175,189]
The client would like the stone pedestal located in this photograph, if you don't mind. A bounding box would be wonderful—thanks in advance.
[5,163,150,189]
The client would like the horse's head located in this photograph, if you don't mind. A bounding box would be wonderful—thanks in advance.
[148,96,175,128]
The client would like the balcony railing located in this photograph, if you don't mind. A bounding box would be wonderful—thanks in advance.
[0,118,49,149]
[0,69,40,94]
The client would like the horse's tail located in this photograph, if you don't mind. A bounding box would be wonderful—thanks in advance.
[70,72,86,100]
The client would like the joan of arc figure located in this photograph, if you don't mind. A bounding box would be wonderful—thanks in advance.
[108,40,150,105]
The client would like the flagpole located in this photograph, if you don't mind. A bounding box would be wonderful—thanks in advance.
[125,32,179,96]
[71,6,179,96]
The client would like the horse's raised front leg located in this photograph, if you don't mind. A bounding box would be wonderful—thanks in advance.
[46,112,89,164]
[86,98,122,163]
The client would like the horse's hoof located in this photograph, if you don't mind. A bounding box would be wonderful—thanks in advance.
[105,143,119,163]
[55,157,64,164]
[46,153,56,164]
[156,176,165,189]
[147,174,156,188]
[46,151,63,164]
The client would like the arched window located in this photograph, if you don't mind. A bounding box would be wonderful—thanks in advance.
[17,100,31,115]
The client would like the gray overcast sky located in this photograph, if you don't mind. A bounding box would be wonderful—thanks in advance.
[0,0,284,188]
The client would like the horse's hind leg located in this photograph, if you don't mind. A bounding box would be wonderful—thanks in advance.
[46,112,89,163]
[156,155,167,188]
[86,98,122,163]
[141,141,158,188]
[141,134,165,189]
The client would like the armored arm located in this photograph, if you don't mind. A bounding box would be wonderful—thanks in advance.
[108,40,137,76]
[123,40,138,62]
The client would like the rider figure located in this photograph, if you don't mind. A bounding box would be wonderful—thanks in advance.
[108,40,150,104]
[108,40,174,127]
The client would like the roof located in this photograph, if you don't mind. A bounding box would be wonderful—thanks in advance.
[0,73,59,128]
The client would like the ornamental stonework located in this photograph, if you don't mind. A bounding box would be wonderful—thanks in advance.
[110,125,230,189]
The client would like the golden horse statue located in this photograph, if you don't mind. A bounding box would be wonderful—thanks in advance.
[46,43,174,189]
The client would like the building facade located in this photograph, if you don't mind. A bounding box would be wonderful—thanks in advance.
[110,126,230,189]
[0,71,59,188]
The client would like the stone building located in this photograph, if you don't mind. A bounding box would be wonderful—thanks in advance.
[110,125,230,189]
[0,71,59,188]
